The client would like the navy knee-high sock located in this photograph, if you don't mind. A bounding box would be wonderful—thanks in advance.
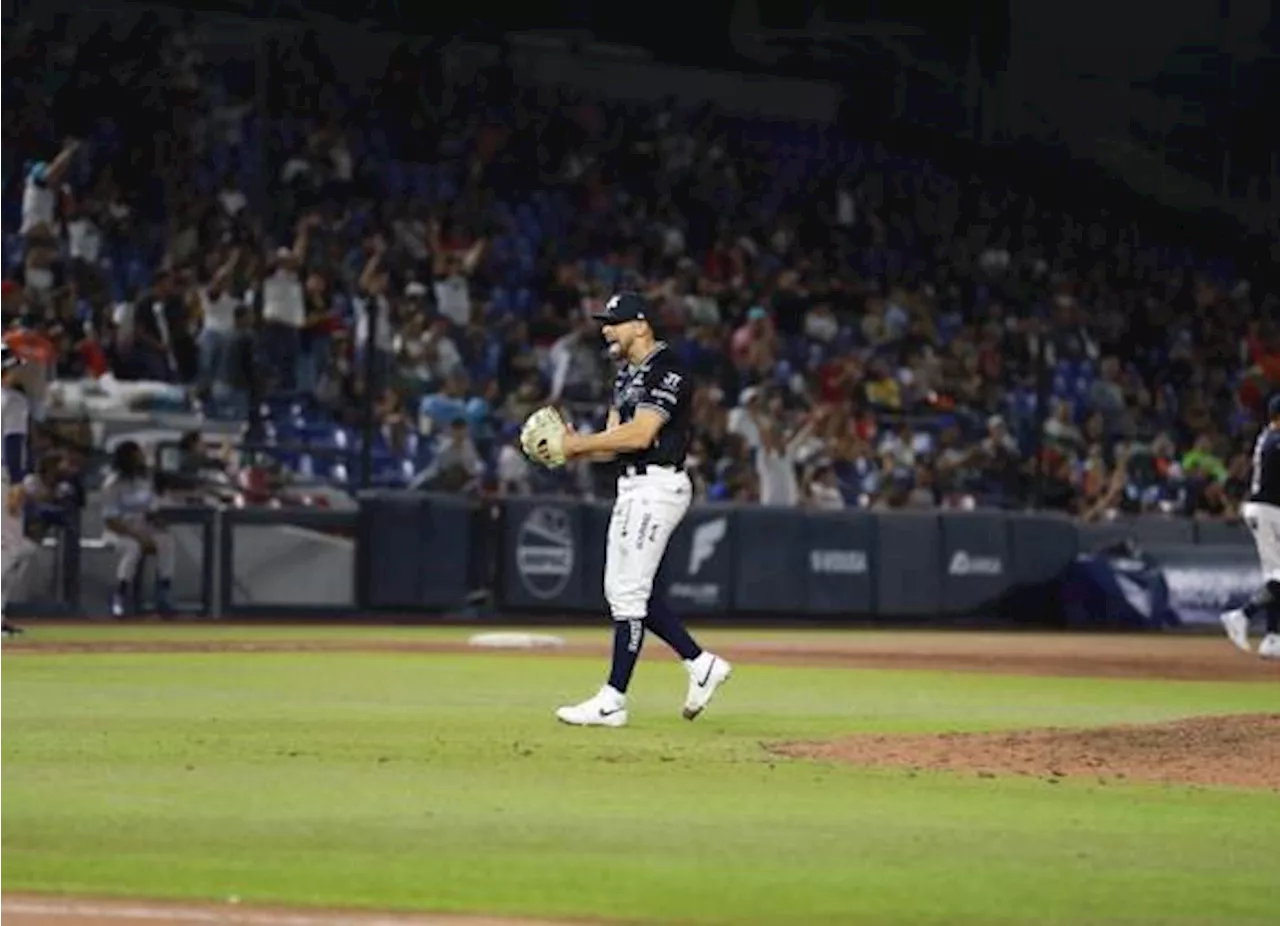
[1243,580,1280,618]
[608,618,645,693]
[644,593,702,661]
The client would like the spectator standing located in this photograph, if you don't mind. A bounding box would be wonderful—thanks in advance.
[751,406,816,507]
[430,221,486,327]
[354,238,394,394]
[256,215,316,391]
[21,139,80,238]
[727,386,764,451]
[300,270,338,394]
[547,312,604,403]
[194,248,242,399]
[224,306,258,419]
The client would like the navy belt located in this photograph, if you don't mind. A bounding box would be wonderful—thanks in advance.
[623,462,683,477]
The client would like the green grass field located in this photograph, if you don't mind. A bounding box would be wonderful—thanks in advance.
[3,625,1279,925]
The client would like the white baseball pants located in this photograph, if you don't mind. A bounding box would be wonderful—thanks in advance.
[1242,501,1280,582]
[107,529,176,582]
[603,467,692,619]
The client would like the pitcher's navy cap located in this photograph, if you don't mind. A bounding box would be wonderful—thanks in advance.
[1268,394,1280,418]
[591,292,648,324]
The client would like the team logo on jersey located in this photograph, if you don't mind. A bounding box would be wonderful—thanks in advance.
[515,506,576,600]
[662,372,682,391]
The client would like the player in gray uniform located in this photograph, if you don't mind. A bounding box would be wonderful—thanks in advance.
[552,293,732,727]
[1220,395,1280,658]
[2,343,36,636]
[102,440,176,617]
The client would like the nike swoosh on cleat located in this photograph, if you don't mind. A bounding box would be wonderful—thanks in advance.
[698,659,717,687]
[599,707,623,717]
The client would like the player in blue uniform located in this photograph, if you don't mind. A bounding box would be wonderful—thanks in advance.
[1220,395,1280,658]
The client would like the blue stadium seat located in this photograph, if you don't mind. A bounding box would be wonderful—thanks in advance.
[384,161,408,198]
[490,287,511,314]
[411,163,433,200]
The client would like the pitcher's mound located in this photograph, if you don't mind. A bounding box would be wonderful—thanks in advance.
[773,713,1280,790]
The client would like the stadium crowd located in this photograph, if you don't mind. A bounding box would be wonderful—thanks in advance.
[2,12,1274,522]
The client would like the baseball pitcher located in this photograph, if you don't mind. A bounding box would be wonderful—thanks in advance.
[521,293,732,726]
[2,343,37,636]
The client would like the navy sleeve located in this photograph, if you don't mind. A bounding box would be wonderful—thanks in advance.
[637,361,685,421]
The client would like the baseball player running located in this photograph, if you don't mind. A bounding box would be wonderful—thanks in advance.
[2,343,37,636]
[522,293,732,726]
[1221,395,1280,659]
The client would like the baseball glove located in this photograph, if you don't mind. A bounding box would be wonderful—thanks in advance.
[521,406,569,468]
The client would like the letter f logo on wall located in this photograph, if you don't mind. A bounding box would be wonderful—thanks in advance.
[688,518,727,575]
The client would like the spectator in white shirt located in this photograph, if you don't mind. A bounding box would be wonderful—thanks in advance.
[496,427,532,496]
[429,220,486,326]
[727,386,764,451]
[217,174,248,218]
[67,203,103,267]
[749,407,818,507]
[256,215,316,391]
[21,139,79,238]
[193,248,242,398]
[398,312,463,386]
[67,200,111,300]
[805,461,846,510]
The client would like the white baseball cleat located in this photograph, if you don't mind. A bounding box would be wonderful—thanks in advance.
[1259,634,1280,660]
[1220,609,1252,653]
[555,685,628,727]
[683,652,732,720]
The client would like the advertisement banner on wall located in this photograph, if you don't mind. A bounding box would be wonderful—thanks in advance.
[1148,543,1260,627]
[804,513,875,615]
[502,500,586,611]
[939,514,1013,615]
[657,509,735,613]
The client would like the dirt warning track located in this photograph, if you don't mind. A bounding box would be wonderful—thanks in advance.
[1,897,593,926]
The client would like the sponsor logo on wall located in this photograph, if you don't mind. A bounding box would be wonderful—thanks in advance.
[515,506,575,600]
[809,550,869,575]
[672,517,727,606]
[948,550,1004,577]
